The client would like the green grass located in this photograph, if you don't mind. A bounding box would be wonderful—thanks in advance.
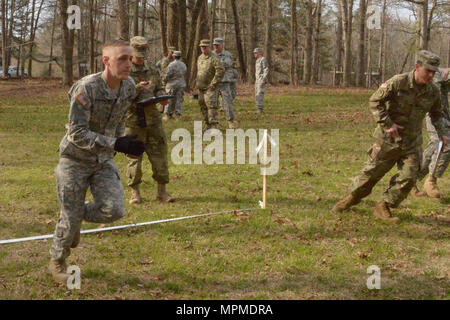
[0,83,449,299]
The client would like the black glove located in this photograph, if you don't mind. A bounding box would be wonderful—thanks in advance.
[114,135,145,156]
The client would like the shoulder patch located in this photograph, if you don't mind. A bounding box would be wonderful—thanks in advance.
[76,92,90,107]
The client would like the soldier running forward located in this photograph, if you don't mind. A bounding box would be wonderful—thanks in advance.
[196,39,225,130]
[411,67,450,198]
[125,36,174,205]
[333,50,450,223]
[49,40,145,284]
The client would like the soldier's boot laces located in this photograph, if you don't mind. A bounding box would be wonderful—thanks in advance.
[157,184,175,203]
[228,120,236,129]
[424,176,441,198]
[410,184,425,198]
[332,194,360,212]
[374,201,399,223]
[48,258,70,284]
[129,186,142,204]
[71,225,81,248]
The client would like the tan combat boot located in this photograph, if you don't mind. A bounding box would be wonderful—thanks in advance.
[48,258,70,284]
[228,120,236,129]
[373,201,399,223]
[332,194,361,212]
[129,185,142,204]
[410,185,425,198]
[157,184,175,203]
[423,176,441,198]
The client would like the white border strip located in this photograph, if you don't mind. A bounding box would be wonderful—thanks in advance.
[0,208,260,245]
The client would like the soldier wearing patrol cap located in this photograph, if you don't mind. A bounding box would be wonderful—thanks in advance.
[213,37,237,129]
[333,50,450,223]
[161,46,176,79]
[163,50,187,120]
[412,67,450,198]
[253,48,269,114]
[196,39,225,129]
[125,36,175,205]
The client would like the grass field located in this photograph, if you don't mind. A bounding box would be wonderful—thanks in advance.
[0,79,449,299]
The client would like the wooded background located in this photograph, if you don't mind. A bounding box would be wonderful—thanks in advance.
[1,0,449,88]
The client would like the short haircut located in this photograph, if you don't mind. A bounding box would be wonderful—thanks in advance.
[102,39,130,54]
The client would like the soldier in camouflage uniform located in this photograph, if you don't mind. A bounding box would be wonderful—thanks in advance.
[196,39,225,129]
[126,36,174,205]
[49,40,146,283]
[160,46,176,78]
[254,48,269,114]
[213,37,236,129]
[333,51,450,223]
[412,68,450,198]
[163,51,187,121]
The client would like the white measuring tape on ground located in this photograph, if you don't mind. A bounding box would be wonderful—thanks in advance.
[0,208,261,245]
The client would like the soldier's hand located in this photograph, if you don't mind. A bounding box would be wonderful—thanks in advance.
[386,123,404,139]
[140,81,152,90]
[442,68,449,81]
[114,135,145,156]
[441,136,450,148]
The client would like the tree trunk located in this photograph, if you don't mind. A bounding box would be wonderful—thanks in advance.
[89,0,95,73]
[178,0,187,59]
[190,0,209,85]
[49,1,57,77]
[117,0,129,40]
[210,0,217,44]
[247,0,257,83]
[133,0,139,36]
[311,0,322,84]
[290,0,298,86]
[264,0,273,83]
[377,0,386,82]
[335,4,343,86]
[60,0,75,86]
[339,0,354,87]
[185,0,203,87]
[356,0,366,87]
[1,0,7,78]
[418,0,428,50]
[6,0,15,68]
[159,0,167,53]
[141,0,146,36]
[231,0,246,82]
[303,0,313,85]
[167,0,179,48]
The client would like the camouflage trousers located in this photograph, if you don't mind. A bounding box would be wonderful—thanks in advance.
[255,82,266,110]
[349,140,420,208]
[417,115,450,180]
[198,87,219,126]
[125,121,169,187]
[218,82,235,121]
[50,157,125,261]
[165,86,185,116]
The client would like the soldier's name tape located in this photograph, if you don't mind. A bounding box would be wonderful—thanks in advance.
[0,208,261,245]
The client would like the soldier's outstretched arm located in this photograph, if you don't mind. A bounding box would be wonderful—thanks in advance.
[66,83,117,151]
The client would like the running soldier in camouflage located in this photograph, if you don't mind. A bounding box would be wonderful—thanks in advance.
[126,36,174,205]
[254,48,269,114]
[412,68,450,198]
[333,50,450,223]
[163,51,187,120]
[196,39,225,129]
[160,46,176,79]
[213,37,236,129]
[49,40,145,284]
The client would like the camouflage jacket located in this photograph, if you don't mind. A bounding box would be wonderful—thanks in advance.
[58,72,136,163]
[126,61,166,128]
[196,52,225,90]
[230,68,239,83]
[163,60,187,90]
[433,68,450,121]
[215,49,233,82]
[255,56,269,83]
[369,70,446,151]
[160,56,175,76]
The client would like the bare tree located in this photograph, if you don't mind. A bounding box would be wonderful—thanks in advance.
[335,3,343,85]
[133,0,139,36]
[247,0,257,83]
[60,0,76,85]
[290,0,298,86]
[117,0,129,40]
[185,0,203,87]
[159,0,167,53]
[303,0,313,84]
[178,0,187,58]
[231,0,246,82]
[356,0,367,86]
[339,0,355,87]
[167,0,179,48]
[311,0,322,84]
[264,0,273,83]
